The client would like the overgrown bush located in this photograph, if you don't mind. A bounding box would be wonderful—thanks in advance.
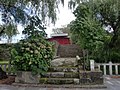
[11,16,54,75]
[11,35,54,75]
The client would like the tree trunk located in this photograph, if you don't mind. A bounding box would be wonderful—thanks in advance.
[0,67,8,80]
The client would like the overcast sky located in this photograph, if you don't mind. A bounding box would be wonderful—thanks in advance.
[45,0,75,37]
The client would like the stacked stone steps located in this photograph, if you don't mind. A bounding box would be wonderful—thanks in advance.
[42,72,79,78]
[40,66,79,84]
[39,78,80,84]
[39,58,104,85]
[49,66,78,72]
[40,69,104,85]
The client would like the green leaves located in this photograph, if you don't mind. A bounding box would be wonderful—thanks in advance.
[69,0,120,62]
[22,16,46,38]
[69,1,108,61]
[11,15,54,75]
[11,36,54,74]
[0,0,66,25]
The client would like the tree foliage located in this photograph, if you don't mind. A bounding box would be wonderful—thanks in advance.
[0,0,65,38]
[69,0,120,62]
[0,0,65,24]
[0,24,18,43]
[22,16,47,38]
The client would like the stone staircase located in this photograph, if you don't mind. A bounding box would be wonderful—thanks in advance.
[39,45,103,85]
[40,66,79,84]
[40,58,80,84]
[39,58,103,85]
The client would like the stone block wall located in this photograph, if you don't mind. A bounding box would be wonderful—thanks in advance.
[15,71,39,84]
[57,44,83,57]
[79,71,103,85]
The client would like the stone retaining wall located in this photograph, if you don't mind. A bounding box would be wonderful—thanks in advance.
[57,44,83,57]
[79,71,103,85]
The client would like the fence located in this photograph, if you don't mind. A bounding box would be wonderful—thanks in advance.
[90,60,120,75]
[1,61,120,76]
[0,63,15,75]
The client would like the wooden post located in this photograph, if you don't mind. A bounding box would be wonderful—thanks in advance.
[109,61,112,75]
[90,60,95,71]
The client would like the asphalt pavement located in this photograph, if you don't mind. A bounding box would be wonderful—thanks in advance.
[0,76,120,90]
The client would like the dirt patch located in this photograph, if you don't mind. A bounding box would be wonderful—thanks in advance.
[111,76,120,78]
[0,75,15,85]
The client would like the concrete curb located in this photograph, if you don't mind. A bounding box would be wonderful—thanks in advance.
[11,83,107,89]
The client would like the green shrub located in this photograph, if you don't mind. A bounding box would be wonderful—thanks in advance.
[11,35,54,75]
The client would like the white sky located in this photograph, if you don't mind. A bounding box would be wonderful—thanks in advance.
[45,0,75,37]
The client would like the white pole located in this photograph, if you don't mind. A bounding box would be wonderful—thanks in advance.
[90,60,95,71]
[104,65,106,75]
[109,61,112,75]
[115,65,118,75]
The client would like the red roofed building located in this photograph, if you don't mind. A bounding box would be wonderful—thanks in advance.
[48,33,71,45]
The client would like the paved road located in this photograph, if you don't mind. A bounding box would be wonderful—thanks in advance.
[0,76,120,90]
[104,76,120,90]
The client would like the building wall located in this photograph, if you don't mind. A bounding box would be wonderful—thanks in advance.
[48,36,71,45]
